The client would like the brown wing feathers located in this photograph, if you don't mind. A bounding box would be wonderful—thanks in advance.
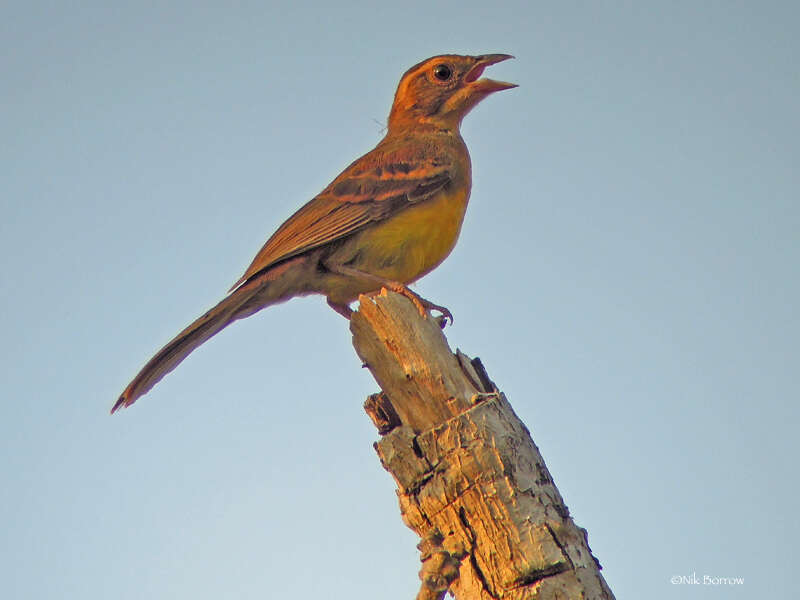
[230,156,451,290]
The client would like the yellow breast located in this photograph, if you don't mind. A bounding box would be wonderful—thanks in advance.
[339,185,470,286]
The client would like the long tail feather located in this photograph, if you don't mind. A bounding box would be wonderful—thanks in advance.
[112,257,308,413]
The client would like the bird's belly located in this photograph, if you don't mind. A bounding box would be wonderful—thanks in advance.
[326,186,469,300]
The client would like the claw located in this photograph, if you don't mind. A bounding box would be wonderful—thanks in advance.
[419,298,453,328]
[390,284,453,327]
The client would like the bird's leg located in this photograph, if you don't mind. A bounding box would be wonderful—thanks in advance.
[326,263,453,326]
[383,285,453,327]
[327,298,353,320]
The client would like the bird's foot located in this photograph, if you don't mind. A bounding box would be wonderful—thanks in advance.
[388,284,453,328]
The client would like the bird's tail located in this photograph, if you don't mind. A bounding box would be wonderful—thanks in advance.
[112,257,309,413]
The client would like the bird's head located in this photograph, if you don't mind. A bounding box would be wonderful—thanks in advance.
[387,53,516,132]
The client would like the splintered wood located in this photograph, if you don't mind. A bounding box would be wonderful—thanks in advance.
[351,291,614,600]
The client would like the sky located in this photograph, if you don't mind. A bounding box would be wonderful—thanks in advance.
[2,1,798,598]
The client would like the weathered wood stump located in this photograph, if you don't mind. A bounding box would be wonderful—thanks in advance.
[351,290,614,600]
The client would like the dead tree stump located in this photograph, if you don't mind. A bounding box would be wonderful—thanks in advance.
[351,290,615,600]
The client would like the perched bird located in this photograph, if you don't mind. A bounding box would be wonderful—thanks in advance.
[113,53,516,413]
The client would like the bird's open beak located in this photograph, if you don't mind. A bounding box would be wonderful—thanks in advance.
[464,54,517,93]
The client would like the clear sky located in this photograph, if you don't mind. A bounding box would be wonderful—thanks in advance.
[2,2,797,598]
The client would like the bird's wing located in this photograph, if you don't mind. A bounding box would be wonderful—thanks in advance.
[230,155,452,290]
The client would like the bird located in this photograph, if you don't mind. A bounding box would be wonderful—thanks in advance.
[112,53,516,413]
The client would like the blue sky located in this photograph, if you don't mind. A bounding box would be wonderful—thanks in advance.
[2,2,798,598]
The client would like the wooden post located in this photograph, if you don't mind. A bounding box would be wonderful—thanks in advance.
[351,290,615,600]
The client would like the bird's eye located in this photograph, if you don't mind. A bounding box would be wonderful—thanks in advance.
[433,64,452,81]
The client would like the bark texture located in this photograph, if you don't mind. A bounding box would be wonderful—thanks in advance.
[351,291,615,600]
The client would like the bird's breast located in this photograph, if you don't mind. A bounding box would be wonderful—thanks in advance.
[342,184,470,286]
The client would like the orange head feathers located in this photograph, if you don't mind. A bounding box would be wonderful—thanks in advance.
[388,54,516,131]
